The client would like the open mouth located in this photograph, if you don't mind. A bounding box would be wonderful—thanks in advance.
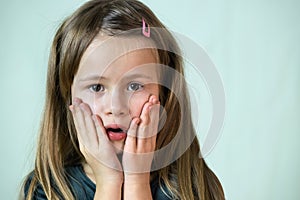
[106,128,124,133]
[105,125,127,141]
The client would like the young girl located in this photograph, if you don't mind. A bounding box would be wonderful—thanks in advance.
[23,0,225,199]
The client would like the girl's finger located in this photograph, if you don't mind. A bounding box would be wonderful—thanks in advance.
[71,103,86,142]
[70,105,85,151]
[70,98,99,150]
[124,118,140,152]
[139,94,159,127]
[93,114,108,141]
[149,102,160,129]
[137,103,159,151]
[148,102,160,146]
[92,114,123,171]
[149,94,159,105]
[73,97,83,105]
[79,103,99,149]
[139,102,152,126]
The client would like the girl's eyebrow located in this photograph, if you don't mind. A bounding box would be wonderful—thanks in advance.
[123,73,153,81]
[79,75,107,82]
[79,73,154,82]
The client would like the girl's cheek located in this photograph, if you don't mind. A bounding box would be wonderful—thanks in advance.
[128,85,159,118]
[78,94,99,114]
[90,96,105,115]
[128,92,149,117]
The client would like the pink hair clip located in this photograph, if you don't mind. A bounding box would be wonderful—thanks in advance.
[142,18,150,38]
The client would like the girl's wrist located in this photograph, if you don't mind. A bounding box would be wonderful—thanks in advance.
[94,181,123,200]
[84,163,124,185]
[95,175,124,186]
[96,180,123,188]
[124,172,150,184]
[123,176,152,200]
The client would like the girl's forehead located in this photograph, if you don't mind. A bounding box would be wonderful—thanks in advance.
[80,34,158,69]
[76,35,159,80]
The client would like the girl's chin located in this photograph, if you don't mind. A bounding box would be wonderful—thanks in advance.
[110,139,125,153]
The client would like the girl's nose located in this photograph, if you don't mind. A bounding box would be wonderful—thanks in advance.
[104,90,128,117]
[105,105,126,116]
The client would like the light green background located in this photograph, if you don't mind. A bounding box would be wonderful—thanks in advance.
[1,0,299,199]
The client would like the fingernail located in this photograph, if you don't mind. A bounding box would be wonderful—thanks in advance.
[135,118,141,124]
[73,97,80,105]
[69,105,74,112]
[79,103,84,109]
[150,95,154,101]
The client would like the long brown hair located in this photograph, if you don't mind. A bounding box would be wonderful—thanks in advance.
[24,0,224,199]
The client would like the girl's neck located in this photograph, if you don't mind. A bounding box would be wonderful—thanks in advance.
[82,162,157,184]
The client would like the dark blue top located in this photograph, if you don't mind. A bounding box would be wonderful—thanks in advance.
[24,165,172,200]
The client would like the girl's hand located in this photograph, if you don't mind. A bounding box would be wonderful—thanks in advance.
[122,95,160,199]
[69,98,123,185]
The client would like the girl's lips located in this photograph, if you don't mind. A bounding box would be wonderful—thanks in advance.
[105,124,127,141]
[107,131,126,141]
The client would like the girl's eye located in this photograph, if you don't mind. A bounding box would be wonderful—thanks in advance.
[89,84,104,92]
[128,82,144,91]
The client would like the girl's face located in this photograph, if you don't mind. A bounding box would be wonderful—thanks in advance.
[71,36,159,150]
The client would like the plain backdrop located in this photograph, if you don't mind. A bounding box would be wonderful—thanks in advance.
[0,0,299,199]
